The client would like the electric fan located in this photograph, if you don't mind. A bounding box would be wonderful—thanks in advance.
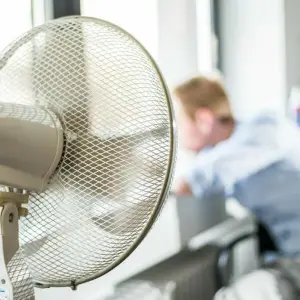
[0,16,176,299]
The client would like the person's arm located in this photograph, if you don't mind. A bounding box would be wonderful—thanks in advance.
[174,118,282,200]
[174,150,225,199]
[173,179,192,195]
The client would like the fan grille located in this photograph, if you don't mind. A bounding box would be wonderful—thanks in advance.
[0,17,175,287]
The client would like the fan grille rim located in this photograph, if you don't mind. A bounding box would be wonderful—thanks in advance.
[0,15,177,288]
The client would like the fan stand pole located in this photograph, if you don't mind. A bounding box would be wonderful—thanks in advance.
[0,202,19,299]
[0,192,35,300]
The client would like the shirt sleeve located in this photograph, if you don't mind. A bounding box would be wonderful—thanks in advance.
[183,115,285,200]
[183,147,228,200]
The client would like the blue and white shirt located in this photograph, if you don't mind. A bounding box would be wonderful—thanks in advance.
[184,112,300,257]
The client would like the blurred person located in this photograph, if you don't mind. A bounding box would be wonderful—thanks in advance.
[173,75,300,259]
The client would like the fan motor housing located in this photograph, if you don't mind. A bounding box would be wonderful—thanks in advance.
[0,103,64,192]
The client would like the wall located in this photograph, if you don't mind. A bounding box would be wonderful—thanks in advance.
[157,0,198,89]
[218,0,286,119]
[0,0,32,51]
[284,0,300,103]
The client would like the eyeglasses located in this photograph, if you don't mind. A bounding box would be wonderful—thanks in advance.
[216,115,235,125]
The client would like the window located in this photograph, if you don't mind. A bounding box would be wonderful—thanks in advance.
[196,0,215,72]
[81,0,159,58]
[0,0,32,52]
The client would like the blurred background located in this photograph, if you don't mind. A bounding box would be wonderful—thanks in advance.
[7,0,297,119]
[2,0,300,299]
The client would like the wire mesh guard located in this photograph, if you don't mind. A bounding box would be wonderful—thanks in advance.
[6,250,35,300]
[0,17,175,288]
[0,249,35,300]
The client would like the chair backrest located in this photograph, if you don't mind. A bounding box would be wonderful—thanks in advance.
[176,194,227,246]
[257,221,279,254]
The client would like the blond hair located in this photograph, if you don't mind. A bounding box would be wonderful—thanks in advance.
[174,76,232,120]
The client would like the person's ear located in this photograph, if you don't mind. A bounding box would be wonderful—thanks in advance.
[194,108,214,134]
